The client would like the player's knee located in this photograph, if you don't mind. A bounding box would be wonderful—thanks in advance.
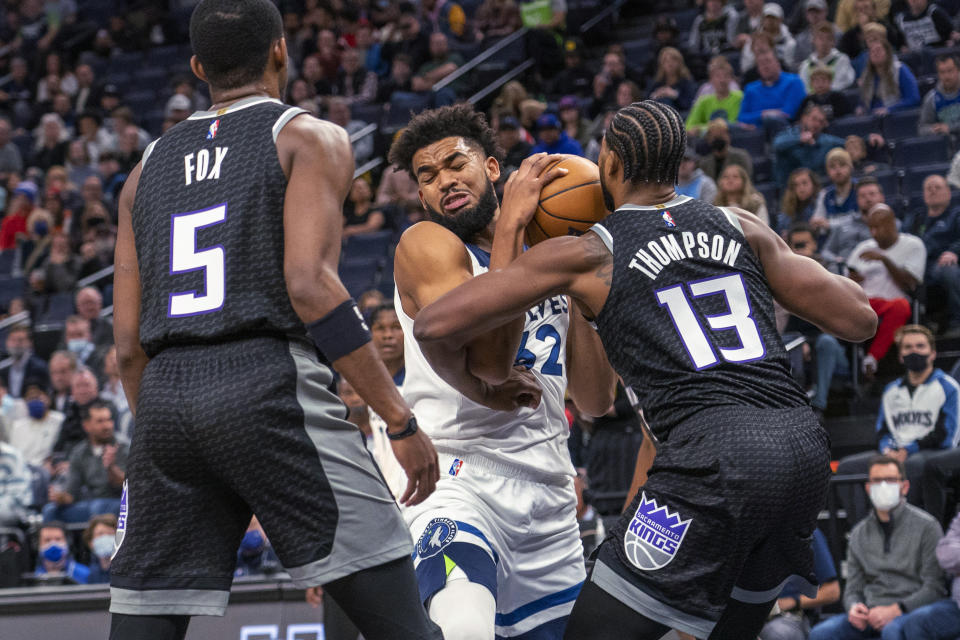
[428,581,495,640]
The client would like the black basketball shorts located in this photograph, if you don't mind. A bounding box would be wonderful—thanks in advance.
[590,405,831,639]
[109,336,410,616]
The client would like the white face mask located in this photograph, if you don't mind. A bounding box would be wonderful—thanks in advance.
[869,481,902,511]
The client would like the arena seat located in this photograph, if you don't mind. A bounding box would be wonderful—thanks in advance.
[0,250,17,276]
[730,127,766,157]
[339,257,384,298]
[344,230,393,262]
[881,109,921,140]
[892,136,951,166]
[903,162,952,198]
[871,169,900,198]
[38,292,75,324]
[0,276,23,309]
[827,115,879,140]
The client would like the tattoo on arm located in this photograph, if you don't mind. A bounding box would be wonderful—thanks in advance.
[582,232,613,286]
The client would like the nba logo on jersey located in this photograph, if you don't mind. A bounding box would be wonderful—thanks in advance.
[206,119,220,140]
[416,518,457,559]
[449,458,464,476]
[623,492,691,571]
[661,211,676,228]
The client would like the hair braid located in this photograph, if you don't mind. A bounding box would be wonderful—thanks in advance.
[605,100,686,186]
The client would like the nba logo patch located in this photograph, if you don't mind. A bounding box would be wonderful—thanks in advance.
[623,492,691,571]
[206,119,220,140]
[661,211,676,227]
[449,458,463,476]
[416,517,457,559]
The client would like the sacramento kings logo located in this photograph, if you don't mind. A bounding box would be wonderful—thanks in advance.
[112,480,129,560]
[623,492,691,570]
[416,518,457,559]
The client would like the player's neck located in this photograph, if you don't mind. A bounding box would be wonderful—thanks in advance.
[617,184,678,209]
[208,84,279,112]
[469,222,497,252]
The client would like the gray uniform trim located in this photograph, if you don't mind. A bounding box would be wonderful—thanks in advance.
[718,206,745,236]
[272,107,308,143]
[731,574,817,604]
[110,587,229,616]
[591,560,716,639]
[589,223,614,254]
[283,341,412,588]
[141,139,158,169]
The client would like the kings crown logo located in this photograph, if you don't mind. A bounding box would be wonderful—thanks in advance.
[623,492,691,571]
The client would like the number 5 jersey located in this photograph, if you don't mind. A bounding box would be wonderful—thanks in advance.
[132,97,309,357]
[589,195,808,440]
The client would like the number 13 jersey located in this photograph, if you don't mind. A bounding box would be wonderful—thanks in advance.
[132,97,309,357]
[590,195,807,440]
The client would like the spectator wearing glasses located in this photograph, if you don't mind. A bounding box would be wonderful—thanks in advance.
[809,455,946,640]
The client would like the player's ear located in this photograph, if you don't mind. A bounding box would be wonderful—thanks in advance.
[418,189,427,211]
[484,156,501,183]
[190,55,209,85]
[274,37,288,72]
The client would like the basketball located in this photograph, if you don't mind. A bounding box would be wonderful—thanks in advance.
[524,156,608,246]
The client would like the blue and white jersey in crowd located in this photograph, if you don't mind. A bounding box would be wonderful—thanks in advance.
[878,368,960,453]
[395,243,574,479]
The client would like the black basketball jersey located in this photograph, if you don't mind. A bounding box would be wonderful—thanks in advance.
[132,97,309,357]
[591,195,807,439]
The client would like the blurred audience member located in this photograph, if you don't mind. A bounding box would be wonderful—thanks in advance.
[894,0,955,51]
[3,324,50,397]
[530,113,583,156]
[824,177,887,273]
[799,65,855,121]
[686,56,742,135]
[813,148,859,232]
[839,3,905,61]
[8,381,63,468]
[558,96,591,151]
[343,177,386,239]
[33,521,90,584]
[794,0,838,63]
[897,510,960,637]
[858,26,920,116]
[738,37,807,132]
[715,163,769,224]
[549,37,594,98]
[846,134,890,175]
[0,182,38,251]
[919,54,960,138]
[773,104,844,187]
[740,4,798,72]
[75,287,112,348]
[776,168,822,235]
[647,47,696,112]
[47,350,76,414]
[83,513,117,584]
[799,23,856,91]
[688,0,738,58]
[44,400,125,523]
[0,441,32,526]
[676,148,718,204]
[235,516,281,578]
[698,118,752,182]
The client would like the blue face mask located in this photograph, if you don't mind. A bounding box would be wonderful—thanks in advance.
[27,399,46,419]
[240,530,265,554]
[42,542,67,564]
[34,220,48,237]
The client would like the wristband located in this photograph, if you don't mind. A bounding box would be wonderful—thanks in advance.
[387,415,419,441]
[307,298,371,362]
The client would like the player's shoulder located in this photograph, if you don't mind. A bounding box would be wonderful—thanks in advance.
[278,113,350,153]
[396,221,470,266]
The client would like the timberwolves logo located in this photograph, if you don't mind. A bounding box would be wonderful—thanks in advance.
[623,492,691,571]
[112,480,129,560]
[662,211,676,227]
[416,518,457,559]
[206,119,220,140]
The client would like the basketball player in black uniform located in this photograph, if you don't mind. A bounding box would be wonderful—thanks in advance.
[109,2,441,639]
[413,100,878,640]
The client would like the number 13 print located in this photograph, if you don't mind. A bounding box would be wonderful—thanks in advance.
[655,273,765,370]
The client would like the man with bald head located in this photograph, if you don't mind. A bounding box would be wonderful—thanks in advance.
[847,204,927,376]
[75,287,113,348]
[906,175,960,337]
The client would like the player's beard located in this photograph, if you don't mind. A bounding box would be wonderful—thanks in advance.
[599,170,616,213]
[425,179,499,242]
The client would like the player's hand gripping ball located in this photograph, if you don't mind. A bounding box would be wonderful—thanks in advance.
[524,156,609,246]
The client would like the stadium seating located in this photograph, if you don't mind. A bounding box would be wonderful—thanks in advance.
[892,137,951,167]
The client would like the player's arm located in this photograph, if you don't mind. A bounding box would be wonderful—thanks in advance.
[278,116,437,506]
[565,298,616,417]
[113,162,148,416]
[414,231,611,354]
[731,207,878,343]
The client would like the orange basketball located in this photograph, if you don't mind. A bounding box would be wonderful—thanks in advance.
[524,156,608,246]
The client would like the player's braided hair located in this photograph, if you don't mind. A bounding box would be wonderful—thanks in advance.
[388,104,504,179]
[604,100,686,186]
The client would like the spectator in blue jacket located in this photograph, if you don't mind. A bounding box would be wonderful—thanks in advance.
[773,103,845,187]
[530,113,584,156]
[33,521,90,584]
[858,26,920,115]
[738,34,807,134]
[837,325,960,522]
[904,175,960,337]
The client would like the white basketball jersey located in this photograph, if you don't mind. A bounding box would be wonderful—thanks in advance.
[395,243,575,478]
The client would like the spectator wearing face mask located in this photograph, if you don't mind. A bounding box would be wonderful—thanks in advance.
[837,326,959,520]
[2,324,49,397]
[234,516,280,578]
[7,381,64,468]
[809,455,945,640]
[33,521,90,584]
[83,513,117,584]
[60,316,107,382]
[697,118,753,183]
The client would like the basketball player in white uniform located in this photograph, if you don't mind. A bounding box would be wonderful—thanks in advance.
[387,105,616,639]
